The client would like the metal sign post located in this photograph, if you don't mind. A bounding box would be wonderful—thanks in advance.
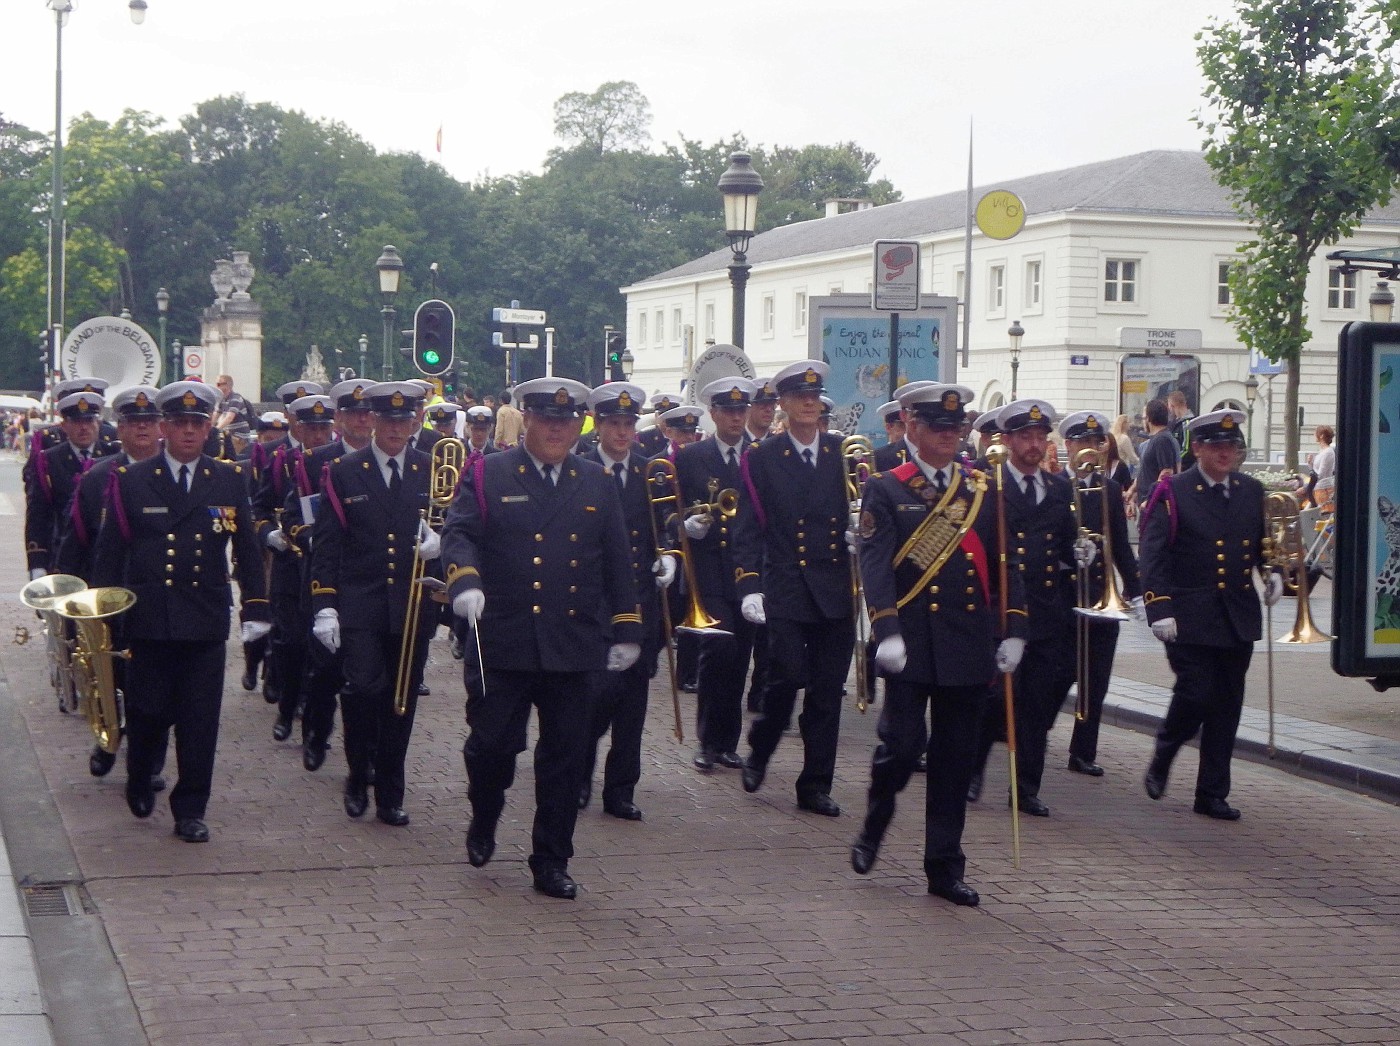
[873,241,921,401]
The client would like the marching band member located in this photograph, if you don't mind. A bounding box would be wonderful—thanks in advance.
[91,381,270,842]
[28,376,119,455]
[676,378,760,773]
[735,361,854,817]
[1059,411,1144,777]
[25,387,117,581]
[463,405,500,458]
[578,382,674,820]
[872,400,911,471]
[746,378,778,444]
[427,402,461,440]
[637,394,681,458]
[442,377,642,900]
[850,384,1026,905]
[1140,409,1281,820]
[660,403,704,692]
[309,382,438,826]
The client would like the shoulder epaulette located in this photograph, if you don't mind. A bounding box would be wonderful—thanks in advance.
[892,462,920,482]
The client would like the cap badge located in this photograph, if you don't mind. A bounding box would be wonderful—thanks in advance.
[1029,405,1043,421]
[618,391,632,409]
[554,388,570,405]
[942,391,961,410]
[295,386,307,397]
[1221,415,1235,429]
[390,392,405,408]
[1086,415,1100,430]
[312,402,326,416]
[134,392,150,408]
[804,369,818,385]
[352,386,365,400]
[181,391,197,409]
[729,387,743,401]
[76,400,92,414]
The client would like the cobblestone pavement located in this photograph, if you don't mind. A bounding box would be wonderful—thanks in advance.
[1,491,1398,1042]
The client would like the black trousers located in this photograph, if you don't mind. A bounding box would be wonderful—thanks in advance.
[863,679,989,888]
[272,583,310,722]
[462,668,592,872]
[340,627,427,811]
[747,615,855,799]
[694,594,755,755]
[301,638,342,747]
[582,660,650,806]
[125,639,226,821]
[976,633,1074,799]
[746,623,769,709]
[1153,642,1252,800]
[1067,618,1121,764]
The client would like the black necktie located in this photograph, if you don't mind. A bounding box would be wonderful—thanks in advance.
[1024,474,1037,503]
[542,463,554,486]
[178,464,190,492]
[612,461,625,488]
[1213,482,1228,500]
[727,448,738,469]
[802,448,814,468]
[934,470,947,495]
[388,458,401,495]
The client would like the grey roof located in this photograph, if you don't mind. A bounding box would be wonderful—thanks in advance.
[643,150,1400,284]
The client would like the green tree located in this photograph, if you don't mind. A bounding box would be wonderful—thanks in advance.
[552,81,651,156]
[1197,0,1400,468]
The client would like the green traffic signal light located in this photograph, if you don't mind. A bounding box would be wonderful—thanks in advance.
[423,349,441,366]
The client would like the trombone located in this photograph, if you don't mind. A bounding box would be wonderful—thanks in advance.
[1068,448,1128,722]
[643,459,686,743]
[645,459,731,636]
[840,434,875,713]
[394,437,466,716]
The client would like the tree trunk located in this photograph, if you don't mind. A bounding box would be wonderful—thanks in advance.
[1284,354,1301,473]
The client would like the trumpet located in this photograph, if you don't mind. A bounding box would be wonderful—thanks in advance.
[394,437,466,716]
[684,479,739,522]
[19,573,87,713]
[54,587,137,756]
[840,435,875,713]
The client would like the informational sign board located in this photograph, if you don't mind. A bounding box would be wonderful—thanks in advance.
[974,190,1026,240]
[1118,327,1203,352]
[1118,353,1200,434]
[1333,321,1400,683]
[810,294,955,440]
[1249,346,1286,376]
[872,240,921,312]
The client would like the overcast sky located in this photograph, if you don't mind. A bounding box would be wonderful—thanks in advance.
[7,0,1225,203]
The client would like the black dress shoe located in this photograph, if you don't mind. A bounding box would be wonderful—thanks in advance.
[577,783,591,810]
[1068,755,1105,776]
[850,835,880,874]
[798,793,841,817]
[150,775,167,793]
[966,771,983,802]
[741,759,766,793]
[89,746,116,777]
[715,751,745,769]
[465,820,496,867]
[532,868,578,899]
[343,780,368,818]
[1144,767,1168,800]
[125,783,155,819]
[303,741,326,772]
[746,694,763,713]
[365,763,376,787]
[692,749,716,773]
[241,668,257,691]
[1193,796,1241,821]
[263,682,281,705]
[272,713,294,742]
[915,753,928,773]
[376,806,410,827]
[1016,794,1050,817]
[173,818,210,843]
[417,681,430,696]
[680,680,698,694]
[928,880,979,907]
[603,800,643,821]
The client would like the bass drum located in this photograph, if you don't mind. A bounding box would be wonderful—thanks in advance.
[59,316,163,395]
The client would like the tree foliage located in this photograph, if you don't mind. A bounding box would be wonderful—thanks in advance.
[1196,0,1400,467]
[0,86,902,398]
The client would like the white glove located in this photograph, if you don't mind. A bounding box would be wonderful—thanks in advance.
[311,609,339,652]
[241,621,272,644]
[995,637,1026,674]
[875,635,907,674]
[683,512,713,540]
[845,528,858,554]
[1073,536,1099,568]
[653,554,677,590]
[1129,596,1146,622]
[265,529,291,553]
[1264,573,1285,607]
[741,593,766,625]
[416,520,441,561]
[1151,617,1178,643]
[28,567,46,581]
[606,642,641,672]
[453,588,485,625]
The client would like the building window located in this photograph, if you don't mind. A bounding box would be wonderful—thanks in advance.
[672,308,682,342]
[1217,261,1235,306]
[638,313,648,346]
[1328,267,1358,310]
[1104,258,1138,303]
[703,303,715,341]
[653,310,663,346]
[761,293,776,336]
[829,282,843,294]
[988,264,1005,311]
[1025,260,1042,309]
[793,291,808,330]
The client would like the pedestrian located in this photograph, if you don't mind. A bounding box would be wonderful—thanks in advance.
[1168,389,1195,471]
[91,381,270,842]
[493,389,523,448]
[442,376,642,899]
[1132,398,1181,507]
[1140,409,1282,820]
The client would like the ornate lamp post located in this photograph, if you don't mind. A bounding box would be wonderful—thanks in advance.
[718,152,763,349]
[1369,280,1395,323]
[620,347,635,381]
[155,286,170,378]
[375,246,404,380]
[1008,319,1025,400]
[358,333,369,379]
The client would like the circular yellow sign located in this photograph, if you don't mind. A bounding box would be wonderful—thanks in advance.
[975,190,1026,240]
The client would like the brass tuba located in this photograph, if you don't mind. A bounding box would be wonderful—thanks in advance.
[840,435,875,713]
[19,573,88,713]
[1264,491,1329,644]
[53,587,137,756]
[394,437,466,716]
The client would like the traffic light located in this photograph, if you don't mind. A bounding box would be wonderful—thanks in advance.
[606,330,626,382]
[412,299,456,377]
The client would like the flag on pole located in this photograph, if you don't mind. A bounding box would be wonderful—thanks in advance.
[435,124,443,154]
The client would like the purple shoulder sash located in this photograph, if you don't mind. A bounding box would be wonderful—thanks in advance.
[103,467,131,543]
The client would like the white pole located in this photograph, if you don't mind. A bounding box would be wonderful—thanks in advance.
[545,326,555,377]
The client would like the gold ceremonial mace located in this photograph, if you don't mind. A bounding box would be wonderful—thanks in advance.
[985,442,1021,869]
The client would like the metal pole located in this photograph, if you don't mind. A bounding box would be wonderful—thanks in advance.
[545,326,555,378]
[960,118,973,370]
[48,7,65,415]
[888,312,900,402]
[1264,374,1275,462]
[729,254,750,349]
[359,334,368,379]
[381,305,394,380]
[159,313,168,376]
[1011,355,1019,400]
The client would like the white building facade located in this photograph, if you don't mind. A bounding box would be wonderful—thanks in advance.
[622,151,1400,455]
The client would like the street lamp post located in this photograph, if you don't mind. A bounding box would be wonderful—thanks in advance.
[1370,280,1395,323]
[155,286,170,378]
[718,152,763,349]
[620,348,635,381]
[358,333,369,379]
[375,245,404,380]
[1245,372,1259,450]
[1008,319,1024,400]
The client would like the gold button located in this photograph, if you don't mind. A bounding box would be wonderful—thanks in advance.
[1217,567,1225,574]
[194,550,202,558]
[1218,582,1226,589]
[194,534,202,542]
[1216,554,1225,561]
[930,603,939,611]
[798,546,806,553]
[533,557,542,565]
[1044,580,1053,588]
[1242,539,1251,546]
[799,560,807,567]
[166,549,176,557]
[569,585,577,593]
[535,533,544,542]
[387,547,396,555]
[570,534,578,542]
[193,565,200,573]
[388,563,396,571]
[966,586,975,594]
[720,540,727,548]
[570,560,578,567]
[966,604,976,611]
[568,608,577,616]
[1017,547,1026,555]
[166,533,175,541]
[164,579,173,587]
[797,532,806,539]
[930,585,940,594]
[388,578,395,585]
[1243,569,1251,576]
[829,544,838,551]
[1216,540,1225,547]
[533,581,541,589]
[387,533,395,541]
[630,530,638,538]
[165,564,174,573]
[533,605,541,614]
[1016,532,1025,540]
[1045,532,1053,541]
[1045,565,1054,573]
